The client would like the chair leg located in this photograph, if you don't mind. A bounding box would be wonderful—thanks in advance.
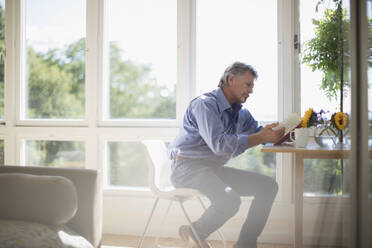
[179,201,205,248]
[198,197,227,248]
[154,200,173,247]
[137,197,160,248]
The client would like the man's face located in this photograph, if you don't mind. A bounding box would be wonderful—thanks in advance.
[228,71,255,104]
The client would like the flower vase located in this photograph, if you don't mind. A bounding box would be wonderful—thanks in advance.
[314,124,338,148]
[333,131,350,148]
[333,135,344,148]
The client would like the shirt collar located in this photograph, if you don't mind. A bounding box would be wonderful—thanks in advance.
[216,88,242,113]
[216,87,231,111]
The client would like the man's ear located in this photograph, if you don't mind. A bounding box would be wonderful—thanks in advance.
[227,74,234,86]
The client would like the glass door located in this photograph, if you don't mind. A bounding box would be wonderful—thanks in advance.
[299,0,351,246]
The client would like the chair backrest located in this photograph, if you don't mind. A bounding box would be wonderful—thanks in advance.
[141,140,173,193]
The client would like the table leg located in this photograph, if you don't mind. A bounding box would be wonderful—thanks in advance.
[294,154,303,248]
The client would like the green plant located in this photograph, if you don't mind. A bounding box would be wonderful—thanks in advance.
[302,1,349,101]
[303,0,372,103]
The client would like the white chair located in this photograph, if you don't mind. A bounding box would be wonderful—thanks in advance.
[137,140,226,248]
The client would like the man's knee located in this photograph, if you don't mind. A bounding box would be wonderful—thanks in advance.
[266,178,279,198]
[255,177,278,199]
[272,179,279,193]
[215,193,241,218]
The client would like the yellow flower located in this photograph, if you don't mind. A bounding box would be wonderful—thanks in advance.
[302,108,313,128]
[332,112,348,130]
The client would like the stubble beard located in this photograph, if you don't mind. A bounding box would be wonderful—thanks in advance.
[240,96,247,103]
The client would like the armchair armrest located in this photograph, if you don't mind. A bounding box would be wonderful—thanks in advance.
[0,165,102,248]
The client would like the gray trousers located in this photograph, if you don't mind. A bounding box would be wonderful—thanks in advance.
[171,158,278,248]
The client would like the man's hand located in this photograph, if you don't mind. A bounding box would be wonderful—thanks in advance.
[247,122,285,148]
[260,122,285,144]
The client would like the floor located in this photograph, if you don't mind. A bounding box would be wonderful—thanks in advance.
[101,234,343,248]
[102,234,280,248]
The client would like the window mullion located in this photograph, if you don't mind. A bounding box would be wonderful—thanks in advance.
[278,0,298,205]
[97,0,108,125]
[86,0,99,128]
[177,0,195,126]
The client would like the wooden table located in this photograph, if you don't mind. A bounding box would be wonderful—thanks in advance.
[261,141,349,248]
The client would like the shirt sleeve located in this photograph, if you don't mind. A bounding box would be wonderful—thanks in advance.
[239,109,264,135]
[191,99,251,158]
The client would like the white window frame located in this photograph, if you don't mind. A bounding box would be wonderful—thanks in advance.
[97,0,184,128]
[15,131,94,168]
[14,0,89,127]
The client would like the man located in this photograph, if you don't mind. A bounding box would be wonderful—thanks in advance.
[167,62,285,248]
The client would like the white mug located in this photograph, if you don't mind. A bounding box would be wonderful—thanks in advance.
[289,128,309,148]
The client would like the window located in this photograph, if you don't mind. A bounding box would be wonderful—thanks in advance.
[196,0,278,122]
[300,0,351,196]
[23,0,86,120]
[7,0,281,190]
[105,141,148,188]
[2,0,369,242]
[196,0,278,179]
[2,0,345,240]
[303,159,346,195]
[299,0,348,116]
[21,140,85,168]
[105,0,177,120]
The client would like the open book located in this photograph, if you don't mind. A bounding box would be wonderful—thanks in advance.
[272,113,302,145]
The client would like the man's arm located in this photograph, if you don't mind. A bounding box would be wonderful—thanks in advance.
[192,100,284,156]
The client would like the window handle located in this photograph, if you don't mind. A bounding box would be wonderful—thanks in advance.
[294,34,300,51]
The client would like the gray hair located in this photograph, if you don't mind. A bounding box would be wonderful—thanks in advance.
[218,62,258,87]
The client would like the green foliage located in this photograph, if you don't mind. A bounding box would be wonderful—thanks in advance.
[303,1,372,101]
[109,42,175,119]
[302,4,350,101]
[22,34,175,166]
[304,159,343,194]
[63,38,86,104]
[27,47,84,118]
[26,37,176,120]
[226,145,276,178]
[26,140,85,168]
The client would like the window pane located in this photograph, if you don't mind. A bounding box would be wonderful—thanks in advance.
[25,0,86,119]
[303,159,350,196]
[107,141,148,187]
[300,0,351,196]
[0,0,4,120]
[196,0,277,121]
[300,1,349,115]
[226,145,276,179]
[107,0,176,119]
[23,140,85,168]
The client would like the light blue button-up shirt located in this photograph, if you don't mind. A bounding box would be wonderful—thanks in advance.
[168,88,263,164]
